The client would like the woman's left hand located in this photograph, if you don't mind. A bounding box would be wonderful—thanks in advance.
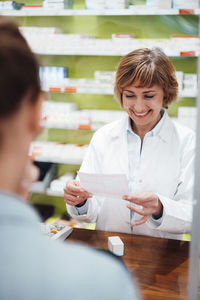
[123,191,163,227]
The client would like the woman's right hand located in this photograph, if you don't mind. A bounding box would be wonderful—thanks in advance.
[64,179,93,207]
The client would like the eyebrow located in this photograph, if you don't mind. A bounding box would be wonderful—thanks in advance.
[123,89,157,94]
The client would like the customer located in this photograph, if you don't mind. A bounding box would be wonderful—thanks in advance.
[65,48,195,240]
[0,18,139,300]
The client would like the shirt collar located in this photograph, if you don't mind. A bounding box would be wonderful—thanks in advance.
[126,109,166,137]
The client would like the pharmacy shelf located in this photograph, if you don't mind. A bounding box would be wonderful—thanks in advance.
[46,189,64,197]
[29,141,87,165]
[34,49,198,57]
[45,86,197,97]
[45,86,113,95]
[41,115,195,131]
[0,8,199,17]
[40,122,99,131]
[31,189,64,197]
[34,156,83,165]
[31,188,64,197]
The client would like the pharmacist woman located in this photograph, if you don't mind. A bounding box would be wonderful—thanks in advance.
[64,48,195,240]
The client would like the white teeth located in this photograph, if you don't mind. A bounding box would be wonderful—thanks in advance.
[134,111,148,116]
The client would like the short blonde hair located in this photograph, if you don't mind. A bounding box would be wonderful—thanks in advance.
[114,48,178,108]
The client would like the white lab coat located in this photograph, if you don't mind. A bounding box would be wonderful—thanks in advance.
[67,113,195,239]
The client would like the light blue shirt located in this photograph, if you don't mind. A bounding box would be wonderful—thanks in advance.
[0,191,139,300]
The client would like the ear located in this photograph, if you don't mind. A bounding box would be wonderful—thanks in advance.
[29,93,43,134]
[162,94,167,107]
[120,94,124,108]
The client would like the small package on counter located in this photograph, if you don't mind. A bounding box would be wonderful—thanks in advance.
[40,223,73,241]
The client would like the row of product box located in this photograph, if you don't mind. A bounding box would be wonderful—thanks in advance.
[0,0,199,11]
[19,27,200,56]
[39,67,197,97]
[41,103,197,129]
[146,0,198,9]
[41,101,126,130]
[86,0,199,9]
[29,141,88,164]
[39,68,116,91]
[41,100,197,132]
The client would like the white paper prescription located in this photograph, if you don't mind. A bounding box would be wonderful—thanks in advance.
[78,172,129,198]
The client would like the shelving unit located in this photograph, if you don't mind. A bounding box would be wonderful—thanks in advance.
[30,50,200,56]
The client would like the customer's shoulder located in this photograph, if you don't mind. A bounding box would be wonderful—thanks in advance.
[53,241,124,270]
[48,240,123,278]
[42,239,138,299]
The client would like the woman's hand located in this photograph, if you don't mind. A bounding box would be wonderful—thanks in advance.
[64,180,93,207]
[123,191,163,227]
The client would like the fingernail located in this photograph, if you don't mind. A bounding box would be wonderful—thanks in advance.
[89,194,93,197]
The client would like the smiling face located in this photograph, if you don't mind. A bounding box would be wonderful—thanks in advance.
[115,49,178,136]
[122,84,164,136]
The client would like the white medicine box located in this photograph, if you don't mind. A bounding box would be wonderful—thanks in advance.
[108,236,124,256]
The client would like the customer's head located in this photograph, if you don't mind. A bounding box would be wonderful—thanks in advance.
[114,48,178,108]
[0,17,41,120]
[0,18,42,196]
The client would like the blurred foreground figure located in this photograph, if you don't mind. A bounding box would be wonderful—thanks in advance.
[0,18,139,300]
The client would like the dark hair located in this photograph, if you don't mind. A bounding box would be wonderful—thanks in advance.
[114,48,178,108]
[0,17,41,119]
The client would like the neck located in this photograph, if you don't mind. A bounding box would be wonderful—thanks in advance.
[0,95,40,197]
[131,112,162,141]
[133,127,147,142]
[0,130,31,196]
[0,154,28,197]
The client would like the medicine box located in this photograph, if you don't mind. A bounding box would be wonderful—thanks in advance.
[108,236,124,256]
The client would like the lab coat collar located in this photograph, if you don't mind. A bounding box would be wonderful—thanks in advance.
[126,110,166,138]
[109,115,128,139]
[110,109,173,144]
[157,112,174,144]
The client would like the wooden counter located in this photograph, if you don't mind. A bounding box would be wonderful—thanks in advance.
[67,228,189,300]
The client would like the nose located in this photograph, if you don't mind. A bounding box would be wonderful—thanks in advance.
[133,99,146,113]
